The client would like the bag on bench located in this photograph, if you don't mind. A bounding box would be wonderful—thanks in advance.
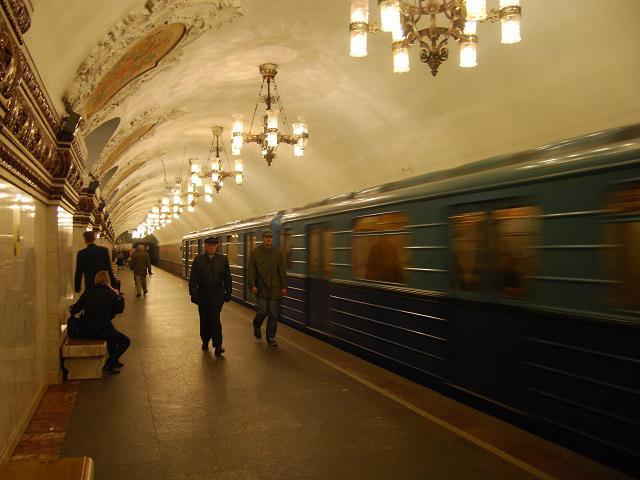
[66,314,83,338]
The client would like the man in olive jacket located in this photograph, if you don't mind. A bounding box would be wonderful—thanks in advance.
[189,237,232,355]
[248,229,287,346]
[129,244,152,297]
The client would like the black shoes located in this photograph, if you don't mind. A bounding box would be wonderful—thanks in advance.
[201,341,209,350]
[136,293,141,297]
[214,346,225,356]
[143,290,148,295]
[103,365,120,375]
[112,360,124,368]
[253,325,261,339]
[267,338,278,347]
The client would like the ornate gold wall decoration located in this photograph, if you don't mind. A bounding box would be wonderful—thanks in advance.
[0,14,84,210]
[0,0,30,43]
[84,23,185,119]
[64,0,242,132]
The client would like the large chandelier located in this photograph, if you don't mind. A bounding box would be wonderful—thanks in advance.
[188,126,244,207]
[231,63,309,166]
[350,0,522,76]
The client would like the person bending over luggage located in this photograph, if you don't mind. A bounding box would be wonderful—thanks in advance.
[70,270,130,374]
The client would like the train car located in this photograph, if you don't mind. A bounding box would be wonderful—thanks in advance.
[181,124,640,471]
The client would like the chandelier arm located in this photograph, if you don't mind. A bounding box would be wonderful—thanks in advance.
[248,77,266,136]
[272,81,290,134]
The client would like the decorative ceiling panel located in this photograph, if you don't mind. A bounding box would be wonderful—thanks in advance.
[84,23,185,119]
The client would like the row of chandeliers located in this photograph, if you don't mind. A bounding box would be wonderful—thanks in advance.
[133,64,309,239]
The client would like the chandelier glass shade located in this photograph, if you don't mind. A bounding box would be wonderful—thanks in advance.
[350,0,522,76]
[232,63,308,166]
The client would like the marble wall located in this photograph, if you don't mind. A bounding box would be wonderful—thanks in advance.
[0,181,48,461]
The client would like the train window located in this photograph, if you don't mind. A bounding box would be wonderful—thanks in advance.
[352,212,409,284]
[281,227,292,270]
[226,234,238,265]
[189,241,197,261]
[322,227,333,277]
[603,185,640,311]
[450,212,487,292]
[492,206,540,297]
[309,226,320,274]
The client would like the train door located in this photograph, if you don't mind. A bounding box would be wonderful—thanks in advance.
[306,224,332,329]
[244,232,256,304]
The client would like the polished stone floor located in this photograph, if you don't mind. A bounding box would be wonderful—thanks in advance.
[55,269,628,480]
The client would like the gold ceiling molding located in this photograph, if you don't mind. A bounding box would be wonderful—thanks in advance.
[93,107,184,177]
[64,0,242,132]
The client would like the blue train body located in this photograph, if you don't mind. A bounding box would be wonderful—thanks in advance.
[181,124,640,472]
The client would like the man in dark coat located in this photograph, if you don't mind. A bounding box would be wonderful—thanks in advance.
[188,237,232,355]
[248,229,287,347]
[74,231,117,292]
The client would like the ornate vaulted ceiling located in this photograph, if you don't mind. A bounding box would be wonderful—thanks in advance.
[24,0,640,244]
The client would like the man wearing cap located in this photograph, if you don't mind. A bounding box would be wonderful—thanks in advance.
[188,237,232,355]
[248,229,287,346]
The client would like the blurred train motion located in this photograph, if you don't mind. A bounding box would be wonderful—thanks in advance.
[159,124,640,470]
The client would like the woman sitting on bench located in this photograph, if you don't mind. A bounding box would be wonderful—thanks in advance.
[70,270,130,374]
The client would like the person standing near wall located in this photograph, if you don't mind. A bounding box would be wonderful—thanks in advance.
[74,230,118,292]
[248,229,287,347]
[189,237,232,355]
[129,244,152,297]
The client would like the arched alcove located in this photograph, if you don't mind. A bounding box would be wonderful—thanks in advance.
[100,165,119,188]
[84,117,121,171]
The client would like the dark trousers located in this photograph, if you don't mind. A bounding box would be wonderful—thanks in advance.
[198,301,224,347]
[255,298,280,340]
[102,325,130,367]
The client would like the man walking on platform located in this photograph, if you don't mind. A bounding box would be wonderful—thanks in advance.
[248,229,287,347]
[74,230,118,292]
[129,244,152,297]
[189,237,232,355]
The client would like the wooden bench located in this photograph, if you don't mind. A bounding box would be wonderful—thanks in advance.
[1,456,94,479]
[61,338,107,380]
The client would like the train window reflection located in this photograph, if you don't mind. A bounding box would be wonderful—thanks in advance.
[450,212,486,292]
[226,234,238,265]
[323,227,333,277]
[604,186,640,311]
[353,212,408,284]
[492,206,540,297]
[309,226,320,274]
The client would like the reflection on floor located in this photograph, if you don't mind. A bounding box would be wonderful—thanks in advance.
[11,269,631,479]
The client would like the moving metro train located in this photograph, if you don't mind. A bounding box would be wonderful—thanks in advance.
[175,125,640,472]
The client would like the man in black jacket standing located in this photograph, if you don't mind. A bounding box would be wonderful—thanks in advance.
[74,231,117,292]
[189,237,232,355]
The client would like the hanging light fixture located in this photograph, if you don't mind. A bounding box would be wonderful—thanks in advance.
[349,0,522,77]
[231,64,309,166]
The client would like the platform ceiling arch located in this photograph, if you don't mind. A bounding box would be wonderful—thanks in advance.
[24,0,640,243]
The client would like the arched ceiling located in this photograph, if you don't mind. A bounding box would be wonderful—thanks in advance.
[24,0,640,244]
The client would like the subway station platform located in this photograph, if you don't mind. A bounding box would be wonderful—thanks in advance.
[20,269,630,480]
